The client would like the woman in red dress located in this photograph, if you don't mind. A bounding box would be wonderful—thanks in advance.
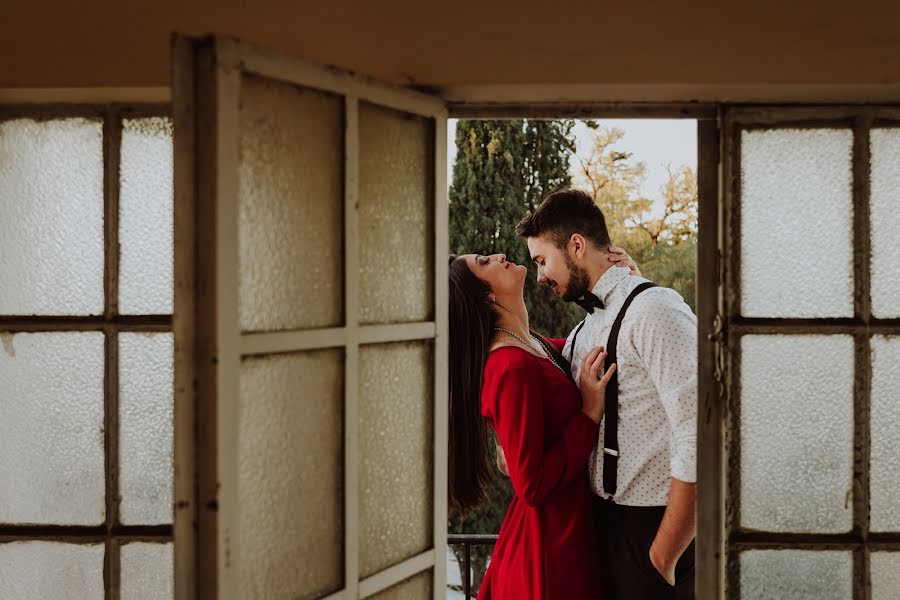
[448,252,618,600]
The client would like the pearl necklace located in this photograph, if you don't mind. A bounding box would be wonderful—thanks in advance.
[492,327,566,375]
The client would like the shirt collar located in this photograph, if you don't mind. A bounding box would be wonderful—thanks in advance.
[590,266,631,308]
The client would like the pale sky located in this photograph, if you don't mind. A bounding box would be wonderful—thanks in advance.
[447,119,697,218]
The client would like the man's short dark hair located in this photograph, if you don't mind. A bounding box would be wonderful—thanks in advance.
[515,189,612,250]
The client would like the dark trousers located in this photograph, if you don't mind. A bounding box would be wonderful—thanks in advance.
[593,496,695,600]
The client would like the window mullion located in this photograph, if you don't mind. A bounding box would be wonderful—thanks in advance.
[103,110,123,600]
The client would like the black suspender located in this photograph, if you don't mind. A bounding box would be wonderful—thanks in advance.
[601,281,657,497]
[565,281,658,496]
[567,319,587,367]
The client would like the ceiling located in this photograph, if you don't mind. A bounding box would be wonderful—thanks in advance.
[4,0,900,100]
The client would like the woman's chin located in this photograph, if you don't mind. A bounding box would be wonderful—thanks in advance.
[515,266,528,284]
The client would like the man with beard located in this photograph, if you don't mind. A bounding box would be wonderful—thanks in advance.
[516,189,697,600]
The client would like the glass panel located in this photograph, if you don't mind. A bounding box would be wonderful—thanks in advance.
[739,335,853,532]
[119,333,174,525]
[0,118,103,315]
[0,542,104,598]
[740,550,851,600]
[870,129,900,318]
[238,75,344,332]
[369,570,433,600]
[358,102,434,325]
[121,543,173,600]
[359,341,433,577]
[0,332,104,524]
[740,129,853,318]
[239,350,344,599]
[871,335,900,531]
[871,552,900,600]
[119,117,174,315]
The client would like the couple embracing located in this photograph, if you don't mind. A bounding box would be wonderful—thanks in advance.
[448,189,697,600]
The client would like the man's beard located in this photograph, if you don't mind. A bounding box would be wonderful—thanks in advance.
[560,252,591,302]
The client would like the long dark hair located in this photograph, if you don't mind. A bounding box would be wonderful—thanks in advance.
[448,255,498,514]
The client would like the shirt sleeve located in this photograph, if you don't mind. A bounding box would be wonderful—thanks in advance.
[631,290,698,483]
[482,354,599,506]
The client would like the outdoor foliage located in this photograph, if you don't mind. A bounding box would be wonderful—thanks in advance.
[573,124,698,311]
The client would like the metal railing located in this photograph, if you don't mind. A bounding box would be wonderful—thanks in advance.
[447,533,498,598]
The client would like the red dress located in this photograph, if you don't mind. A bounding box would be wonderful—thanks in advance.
[477,339,603,600]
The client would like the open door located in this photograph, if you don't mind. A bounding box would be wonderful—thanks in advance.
[172,35,449,600]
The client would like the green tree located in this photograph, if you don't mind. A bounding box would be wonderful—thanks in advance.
[447,119,580,594]
[619,228,697,311]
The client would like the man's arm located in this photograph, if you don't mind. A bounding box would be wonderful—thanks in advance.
[650,477,695,585]
[633,290,698,584]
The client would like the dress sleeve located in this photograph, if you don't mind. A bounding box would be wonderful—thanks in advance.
[482,353,599,507]
[547,338,567,353]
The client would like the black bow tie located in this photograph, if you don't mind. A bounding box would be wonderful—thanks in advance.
[574,291,604,314]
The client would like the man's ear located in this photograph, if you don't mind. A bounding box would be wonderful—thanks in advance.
[570,233,589,260]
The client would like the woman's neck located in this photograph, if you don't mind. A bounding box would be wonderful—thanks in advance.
[493,297,530,338]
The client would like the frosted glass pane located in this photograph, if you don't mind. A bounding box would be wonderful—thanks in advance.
[871,335,900,531]
[740,550,851,600]
[369,570,433,600]
[871,552,900,600]
[121,543,173,600]
[239,350,343,599]
[358,103,434,325]
[870,129,900,318]
[740,335,853,532]
[239,75,343,332]
[0,542,103,599]
[0,332,104,524]
[359,342,433,577]
[119,333,173,525]
[0,118,103,315]
[120,117,174,315]
[740,129,853,318]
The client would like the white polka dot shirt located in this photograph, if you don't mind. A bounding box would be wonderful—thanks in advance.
[563,266,697,506]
